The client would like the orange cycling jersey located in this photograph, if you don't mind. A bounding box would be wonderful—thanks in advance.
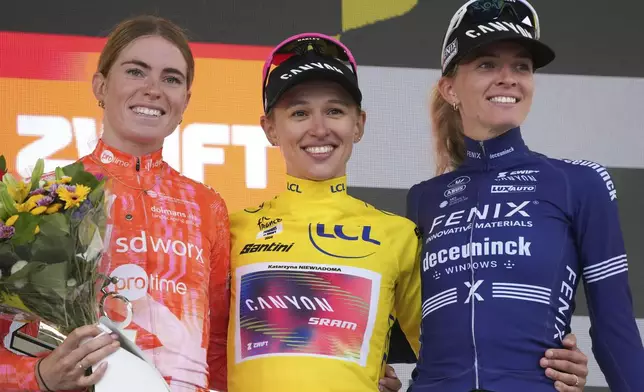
[0,139,231,392]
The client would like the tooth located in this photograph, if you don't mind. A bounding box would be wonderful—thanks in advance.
[306,146,333,154]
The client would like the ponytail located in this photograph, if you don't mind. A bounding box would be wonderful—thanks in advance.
[429,72,466,175]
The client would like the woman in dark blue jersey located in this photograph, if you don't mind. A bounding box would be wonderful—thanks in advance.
[406,1,644,391]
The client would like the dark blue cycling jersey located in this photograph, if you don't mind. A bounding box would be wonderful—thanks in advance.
[406,128,644,392]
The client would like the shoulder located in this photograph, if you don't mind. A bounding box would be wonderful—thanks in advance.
[164,166,230,213]
[550,158,617,201]
[229,197,275,227]
[347,195,419,237]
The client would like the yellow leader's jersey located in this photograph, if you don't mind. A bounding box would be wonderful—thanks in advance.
[227,175,422,392]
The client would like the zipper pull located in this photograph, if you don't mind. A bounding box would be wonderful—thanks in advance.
[479,141,486,157]
[135,158,140,171]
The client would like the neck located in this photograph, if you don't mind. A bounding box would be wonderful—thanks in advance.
[101,128,163,157]
[462,122,513,142]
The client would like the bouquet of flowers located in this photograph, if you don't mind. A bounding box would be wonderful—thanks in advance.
[0,155,110,349]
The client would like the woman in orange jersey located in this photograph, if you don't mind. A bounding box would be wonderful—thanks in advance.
[226,33,589,392]
[0,16,230,392]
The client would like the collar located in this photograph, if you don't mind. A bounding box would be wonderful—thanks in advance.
[90,139,165,174]
[280,175,348,202]
[462,127,531,169]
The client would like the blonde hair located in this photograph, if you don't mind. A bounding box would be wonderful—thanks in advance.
[429,67,465,175]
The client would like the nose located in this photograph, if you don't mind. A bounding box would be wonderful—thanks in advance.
[143,77,162,99]
[308,112,331,138]
[496,64,518,87]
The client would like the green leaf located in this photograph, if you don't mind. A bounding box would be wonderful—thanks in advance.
[61,162,85,179]
[0,188,18,219]
[38,214,70,237]
[8,213,40,246]
[29,159,45,192]
[3,261,46,283]
[54,167,65,181]
[30,234,74,264]
[88,181,105,205]
[30,262,69,299]
[0,243,19,271]
[70,171,99,189]
[0,156,6,172]
[2,173,18,189]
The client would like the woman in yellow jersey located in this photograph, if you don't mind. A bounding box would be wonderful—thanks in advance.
[227,33,418,392]
[226,33,587,392]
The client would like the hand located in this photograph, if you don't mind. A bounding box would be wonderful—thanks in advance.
[379,365,402,392]
[37,325,120,391]
[540,333,588,391]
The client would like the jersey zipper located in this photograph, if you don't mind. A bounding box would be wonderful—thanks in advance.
[468,141,487,389]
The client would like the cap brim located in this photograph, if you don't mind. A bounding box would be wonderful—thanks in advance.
[266,69,362,112]
[446,32,556,75]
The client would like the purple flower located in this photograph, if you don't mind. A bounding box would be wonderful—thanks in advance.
[64,185,76,192]
[0,225,15,240]
[29,188,46,197]
[49,183,60,193]
[71,199,92,220]
[36,196,54,207]
[95,173,105,181]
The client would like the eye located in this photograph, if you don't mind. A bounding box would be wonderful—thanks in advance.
[126,68,144,77]
[291,110,307,118]
[478,61,495,69]
[516,62,533,72]
[327,108,345,116]
[164,76,183,85]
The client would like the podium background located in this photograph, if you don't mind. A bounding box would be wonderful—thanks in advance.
[2,1,643,390]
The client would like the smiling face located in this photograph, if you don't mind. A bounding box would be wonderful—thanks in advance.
[261,80,366,181]
[439,41,535,139]
[93,35,191,154]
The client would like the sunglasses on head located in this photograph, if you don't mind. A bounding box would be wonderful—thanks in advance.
[262,33,359,112]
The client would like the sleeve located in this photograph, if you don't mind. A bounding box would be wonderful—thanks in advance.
[207,196,231,392]
[393,223,422,358]
[0,320,42,391]
[571,165,644,391]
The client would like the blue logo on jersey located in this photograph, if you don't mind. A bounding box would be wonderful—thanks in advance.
[308,223,381,259]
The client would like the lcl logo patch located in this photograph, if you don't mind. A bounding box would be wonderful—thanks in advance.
[287,182,302,193]
[308,223,380,259]
[330,183,345,193]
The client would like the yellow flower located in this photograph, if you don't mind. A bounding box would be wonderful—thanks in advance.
[58,176,72,184]
[26,194,44,204]
[5,215,18,226]
[57,184,91,210]
[33,225,40,234]
[30,206,47,215]
[7,182,29,203]
[45,203,63,214]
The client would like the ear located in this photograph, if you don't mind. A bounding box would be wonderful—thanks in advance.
[353,109,366,143]
[92,72,107,103]
[438,76,459,107]
[260,114,278,146]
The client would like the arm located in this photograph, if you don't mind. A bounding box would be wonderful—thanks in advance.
[571,164,644,391]
[393,224,422,358]
[207,197,231,392]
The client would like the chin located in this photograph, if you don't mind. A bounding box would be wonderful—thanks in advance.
[303,167,342,181]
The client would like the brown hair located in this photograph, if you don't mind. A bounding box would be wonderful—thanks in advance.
[430,67,465,175]
[97,15,195,88]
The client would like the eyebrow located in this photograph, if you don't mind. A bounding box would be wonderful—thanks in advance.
[121,59,187,79]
